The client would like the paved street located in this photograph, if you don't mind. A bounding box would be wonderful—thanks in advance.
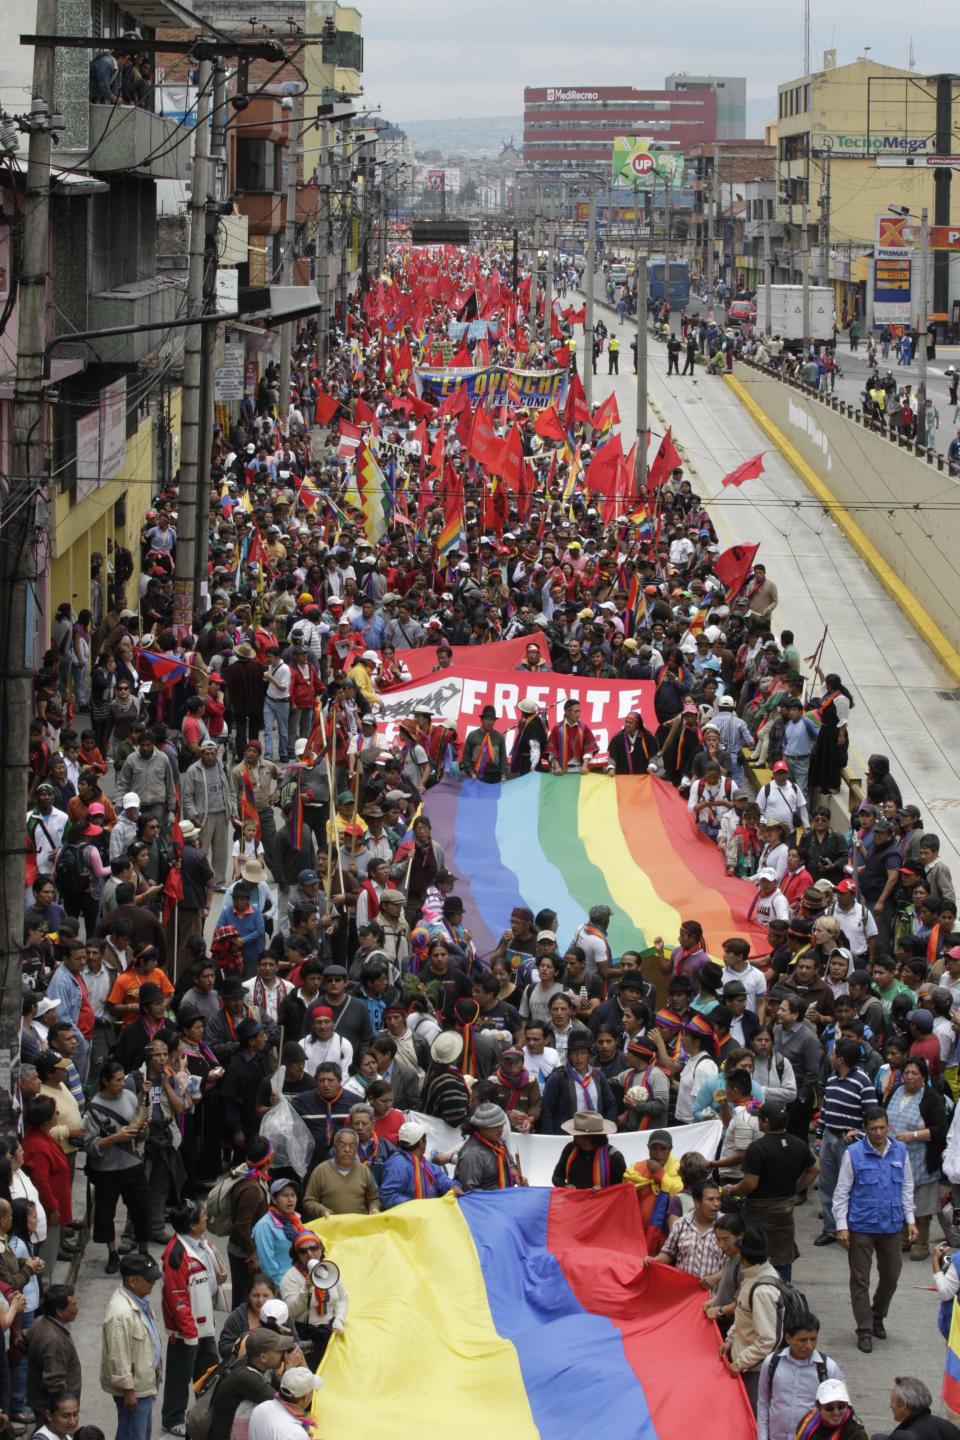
[583,285,960,872]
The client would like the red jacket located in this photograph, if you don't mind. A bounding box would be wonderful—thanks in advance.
[289,662,320,711]
[21,1129,72,1225]
[161,1236,208,1341]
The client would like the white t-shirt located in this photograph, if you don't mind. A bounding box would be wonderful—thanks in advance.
[302,1032,353,1081]
[266,662,291,701]
[676,1052,718,1124]
[232,836,266,862]
[720,964,768,1014]
[249,1400,310,1440]
[752,890,791,927]
[524,1045,561,1091]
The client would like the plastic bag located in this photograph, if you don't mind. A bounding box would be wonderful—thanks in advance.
[260,1097,314,1175]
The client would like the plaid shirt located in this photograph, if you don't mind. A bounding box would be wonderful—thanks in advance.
[661,1214,725,1280]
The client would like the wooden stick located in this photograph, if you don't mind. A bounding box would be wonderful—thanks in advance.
[349,762,362,859]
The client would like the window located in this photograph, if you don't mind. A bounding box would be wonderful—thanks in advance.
[236,139,282,193]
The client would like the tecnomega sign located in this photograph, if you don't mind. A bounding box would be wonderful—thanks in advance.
[813,132,933,156]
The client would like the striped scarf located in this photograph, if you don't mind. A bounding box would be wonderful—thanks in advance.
[796,1408,850,1440]
[495,1063,531,1108]
[475,732,498,779]
[560,722,585,772]
[473,1133,515,1188]
[252,975,289,1016]
[565,1142,611,1189]
[566,1063,596,1111]
[241,766,261,838]
[410,1152,437,1199]
[458,1025,478,1078]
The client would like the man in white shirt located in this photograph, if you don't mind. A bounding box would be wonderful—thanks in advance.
[302,1005,353,1081]
[244,954,291,1026]
[263,652,292,764]
[756,761,809,829]
[522,1020,561,1091]
[687,763,736,842]
[26,785,68,878]
[750,869,792,927]
[831,878,879,964]
[720,937,767,1018]
[249,1367,324,1440]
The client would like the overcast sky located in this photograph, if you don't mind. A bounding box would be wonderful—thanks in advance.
[355,0,933,123]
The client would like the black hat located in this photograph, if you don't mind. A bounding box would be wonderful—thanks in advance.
[666,974,694,994]
[323,964,348,979]
[237,1017,264,1043]
[759,1100,787,1129]
[138,983,164,1007]
[119,1252,161,1281]
[222,977,247,999]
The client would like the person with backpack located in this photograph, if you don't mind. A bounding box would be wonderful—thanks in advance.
[755,1311,844,1440]
[56,814,110,938]
[721,1225,784,1411]
[160,1200,228,1438]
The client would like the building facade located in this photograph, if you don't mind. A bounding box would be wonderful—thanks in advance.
[664,74,746,140]
[522,85,718,172]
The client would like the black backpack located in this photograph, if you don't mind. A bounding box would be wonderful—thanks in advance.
[766,1346,830,1388]
[747,1276,813,1349]
[54,842,89,902]
[185,1355,240,1440]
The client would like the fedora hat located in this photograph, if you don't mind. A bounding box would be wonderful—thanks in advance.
[431,1032,464,1065]
[242,858,268,884]
[561,1110,616,1136]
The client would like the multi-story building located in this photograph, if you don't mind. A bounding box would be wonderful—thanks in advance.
[688,140,775,290]
[522,85,718,172]
[775,53,960,324]
[3,0,197,642]
[664,74,746,140]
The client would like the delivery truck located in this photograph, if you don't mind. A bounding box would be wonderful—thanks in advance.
[756,284,835,344]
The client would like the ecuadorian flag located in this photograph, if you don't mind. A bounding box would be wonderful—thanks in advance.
[312,1188,755,1440]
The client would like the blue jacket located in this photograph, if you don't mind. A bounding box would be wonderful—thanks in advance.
[846,1135,909,1234]
[252,1211,296,1287]
[379,1150,457,1209]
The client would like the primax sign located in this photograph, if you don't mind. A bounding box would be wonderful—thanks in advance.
[545,89,599,102]
[812,132,934,157]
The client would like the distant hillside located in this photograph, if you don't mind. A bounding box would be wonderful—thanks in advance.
[400,115,523,158]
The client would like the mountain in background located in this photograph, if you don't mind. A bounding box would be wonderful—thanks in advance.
[400,115,523,158]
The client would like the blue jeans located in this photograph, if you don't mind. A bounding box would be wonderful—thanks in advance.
[114,1394,154,1440]
[818,1128,847,1237]
[262,695,290,762]
[12,1310,34,1411]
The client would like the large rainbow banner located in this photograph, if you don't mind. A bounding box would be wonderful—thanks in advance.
[314,1188,755,1440]
[424,772,769,954]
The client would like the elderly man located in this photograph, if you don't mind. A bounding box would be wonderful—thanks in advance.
[874,1378,960,1439]
[100,1253,163,1440]
[302,1127,381,1217]
[349,1102,396,1187]
[455,1104,520,1192]
[833,1105,916,1353]
[181,739,237,890]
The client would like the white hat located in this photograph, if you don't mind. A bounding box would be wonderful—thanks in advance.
[259,1298,290,1327]
[816,1379,849,1406]
[279,1368,324,1398]
[517,698,539,715]
[122,792,141,809]
[294,738,308,757]
[457,561,470,573]
[756,866,778,883]
[431,1032,464,1065]
[36,997,60,1017]
[398,1120,428,1146]
[179,820,200,840]
[361,649,379,664]
[200,738,218,751]
[717,695,736,709]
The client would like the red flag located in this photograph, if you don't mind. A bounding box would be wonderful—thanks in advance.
[354,395,374,426]
[314,389,339,426]
[162,819,184,922]
[714,543,760,602]
[564,369,590,429]
[475,336,491,366]
[491,423,525,490]
[451,341,472,367]
[721,453,766,488]
[246,529,269,568]
[583,434,624,497]
[394,340,415,380]
[647,427,682,493]
[468,403,501,470]
[482,477,509,536]
[591,392,620,430]
[567,305,586,324]
[552,345,571,368]
[534,405,567,442]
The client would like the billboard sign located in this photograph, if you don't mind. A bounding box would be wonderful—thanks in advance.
[612,137,684,190]
[812,131,934,158]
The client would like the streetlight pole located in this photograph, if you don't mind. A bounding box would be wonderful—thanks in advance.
[278,93,302,420]
[636,189,648,490]
[584,192,596,414]
[801,190,810,353]
[918,205,930,416]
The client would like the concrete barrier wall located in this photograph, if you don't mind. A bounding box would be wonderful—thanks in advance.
[734,364,960,656]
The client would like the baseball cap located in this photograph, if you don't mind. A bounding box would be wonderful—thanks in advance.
[245,1328,296,1358]
[771,760,790,774]
[398,1120,427,1146]
[756,866,778,883]
[119,1252,161,1282]
[122,792,141,809]
[835,878,857,894]
[536,930,558,944]
[816,1379,850,1407]
[279,1368,324,1397]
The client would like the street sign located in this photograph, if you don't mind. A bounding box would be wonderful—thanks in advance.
[876,154,960,168]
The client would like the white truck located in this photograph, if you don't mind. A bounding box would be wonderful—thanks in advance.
[756,284,835,343]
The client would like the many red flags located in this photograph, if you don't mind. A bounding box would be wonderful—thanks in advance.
[492,423,525,491]
[314,389,339,426]
[713,543,760,602]
[564,369,590,430]
[534,405,567,442]
[721,453,766,488]
[584,433,624,498]
[647,427,682,493]
[394,340,415,381]
[451,340,472,367]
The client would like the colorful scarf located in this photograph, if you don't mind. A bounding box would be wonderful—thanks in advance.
[569,1141,610,1189]
[244,1144,273,1181]
[473,1132,515,1188]
[241,766,261,839]
[409,1151,439,1199]
[796,1407,850,1440]
[475,732,498,780]
[318,1091,343,1151]
[560,722,586,772]
[566,1062,596,1111]
[458,1024,478,1078]
[357,1133,380,1164]
[252,975,289,1015]
[816,690,841,723]
[275,1399,322,1440]
[495,1063,531,1108]
[654,1008,685,1061]
[269,1204,306,1245]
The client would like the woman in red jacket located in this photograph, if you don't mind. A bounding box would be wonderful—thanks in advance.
[20,1097,71,1268]
[160,1199,227,1436]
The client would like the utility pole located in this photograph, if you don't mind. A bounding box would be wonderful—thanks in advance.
[819,139,832,284]
[584,192,596,414]
[173,55,213,636]
[763,210,773,339]
[933,74,955,327]
[528,188,540,331]
[278,93,301,420]
[664,172,672,312]
[543,198,554,345]
[706,145,717,297]
[192,57,226,611]
[918,205,930,414]
[801,191,810,353]
[1,0,58,1127]
[636,181,648,490]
